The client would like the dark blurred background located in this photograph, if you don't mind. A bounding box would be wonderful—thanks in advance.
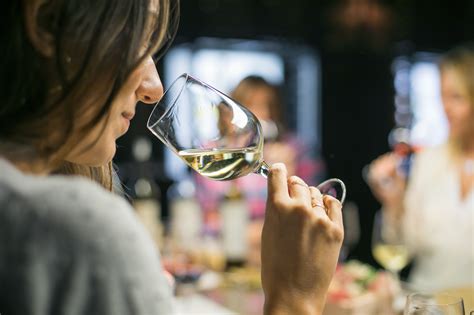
[116,0,474,269]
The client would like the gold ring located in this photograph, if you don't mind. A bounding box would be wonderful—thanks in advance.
[311,200,324,208]
[312,200,327,213]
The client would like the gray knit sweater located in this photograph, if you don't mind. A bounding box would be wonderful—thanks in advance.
[0,158,174,315]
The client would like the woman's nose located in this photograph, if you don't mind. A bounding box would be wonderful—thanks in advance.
[136,56,163,104]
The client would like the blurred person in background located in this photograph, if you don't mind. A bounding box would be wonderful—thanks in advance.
[0,0,344,314]
[232,76,324,183]
[195,75,324,266]
[367,44,474,292]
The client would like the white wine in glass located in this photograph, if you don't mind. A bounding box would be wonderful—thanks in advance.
[148,73,346,204]
[372,211,410,275]
[178,146,262,181]
[373,243,410,273]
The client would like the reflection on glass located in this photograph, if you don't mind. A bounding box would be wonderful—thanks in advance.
[147,73,346,204]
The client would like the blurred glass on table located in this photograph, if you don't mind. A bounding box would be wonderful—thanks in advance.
[372,211,410,277]
[404,293,465,315]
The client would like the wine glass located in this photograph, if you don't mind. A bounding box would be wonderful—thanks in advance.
[404,293,465,315]
[372,211,410,281]
[147,73,346,204]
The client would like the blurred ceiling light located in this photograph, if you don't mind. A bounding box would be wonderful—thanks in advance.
[326,0,394,51]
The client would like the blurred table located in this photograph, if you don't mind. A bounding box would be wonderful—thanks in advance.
[171,262,404,315]
[175,284,264,314]
[174,294,237,315]
[439,287,474,313]
[204,288,264,315]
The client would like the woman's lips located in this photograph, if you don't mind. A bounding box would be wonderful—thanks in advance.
[122,111,135,120]
[121,111,135,133]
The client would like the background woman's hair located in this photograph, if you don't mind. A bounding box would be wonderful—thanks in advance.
[439,42,474,110]
[0,0,179,190]
[231,75,285,134]
[439,42,474,153]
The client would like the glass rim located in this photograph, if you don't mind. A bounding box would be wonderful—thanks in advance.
[407,292,464,306]
[147,73,190,131]
[147,73,239,131]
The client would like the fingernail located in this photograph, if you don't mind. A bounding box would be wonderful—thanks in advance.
[271,163,285,172]
[289,176,308,187]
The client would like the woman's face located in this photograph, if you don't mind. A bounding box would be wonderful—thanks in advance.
[65,56,163,166]
[243,87,273,121]
[441,67,473,141]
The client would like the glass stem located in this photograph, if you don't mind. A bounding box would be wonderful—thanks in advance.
[256,160,270,178]
[390,270,401,284]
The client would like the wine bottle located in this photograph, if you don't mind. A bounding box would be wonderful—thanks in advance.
[220,184,248,269]
[168,179,202,251]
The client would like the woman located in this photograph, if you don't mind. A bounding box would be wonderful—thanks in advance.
[368,44,474,291]
[0,1,343,314]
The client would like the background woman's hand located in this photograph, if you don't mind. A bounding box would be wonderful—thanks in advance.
[366,153,406,212]
[261,163,344,315]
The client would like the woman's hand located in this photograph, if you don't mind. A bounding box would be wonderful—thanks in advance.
[261,163,344,315]
[366,153,406,212]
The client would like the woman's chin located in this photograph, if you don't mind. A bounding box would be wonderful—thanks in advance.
[67,144,116,167]
[95,146,116,166]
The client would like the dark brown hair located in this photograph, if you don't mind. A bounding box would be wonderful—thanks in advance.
[0,0,179,189]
